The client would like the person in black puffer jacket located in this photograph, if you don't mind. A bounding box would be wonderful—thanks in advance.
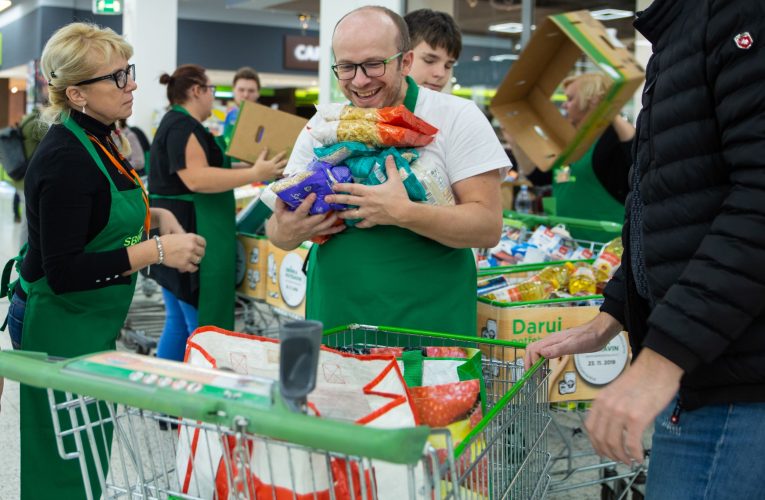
[525,1,765,498]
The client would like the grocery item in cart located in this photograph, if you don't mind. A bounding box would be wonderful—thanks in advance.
[568,262,597,295]
[180,327,421,499]
[593,237,623,285]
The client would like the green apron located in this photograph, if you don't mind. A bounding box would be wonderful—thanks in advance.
[150,105,236,329]
[305,77,476,335]
[18,113,146,500]
[553,140,625,242]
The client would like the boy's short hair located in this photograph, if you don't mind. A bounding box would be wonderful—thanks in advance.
[233,66,261,89]
[405,9,462,60]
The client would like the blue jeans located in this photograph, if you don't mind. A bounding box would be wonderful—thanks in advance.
[646,396,765,499]
[6,293,25,350]
[156,288,198,362]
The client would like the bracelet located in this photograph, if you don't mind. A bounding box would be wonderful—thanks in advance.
[153,235,165,265]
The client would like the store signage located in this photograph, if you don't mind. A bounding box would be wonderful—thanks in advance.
[92,0,122,15]
[284,35,320,71]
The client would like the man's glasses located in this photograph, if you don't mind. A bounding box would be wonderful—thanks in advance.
[204,84,217,94]
[331,52,402,80]
[75,64,136,89]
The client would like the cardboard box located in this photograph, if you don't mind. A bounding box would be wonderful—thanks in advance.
[490,10,644,172]
[236,234,268,301]
[265,241,312,318]
[227,101,307,163]
[478,300,631,402]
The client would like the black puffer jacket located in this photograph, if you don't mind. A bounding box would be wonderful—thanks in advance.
[601,0,765,410]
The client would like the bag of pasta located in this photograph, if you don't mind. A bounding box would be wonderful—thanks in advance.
[309,119,435,148]
[316,103,438,136]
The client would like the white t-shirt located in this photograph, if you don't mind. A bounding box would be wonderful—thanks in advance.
[285,85,509,186]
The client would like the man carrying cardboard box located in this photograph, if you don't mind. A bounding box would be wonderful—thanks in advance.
[266,6,508,335]
[526,1,765,497]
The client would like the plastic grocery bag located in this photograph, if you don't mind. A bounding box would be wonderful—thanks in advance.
[176,327,421,500]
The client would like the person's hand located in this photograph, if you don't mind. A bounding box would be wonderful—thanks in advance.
[250,148,287,182]
[270,195,346,248]
[326,155,412,229]
[153,208,186,235]
[585,348,682,465]
[524,312,622,368]
[160,233,206,273]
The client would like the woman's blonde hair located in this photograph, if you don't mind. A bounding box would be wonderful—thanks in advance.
[40,22,133,124]
[562,73,611,113]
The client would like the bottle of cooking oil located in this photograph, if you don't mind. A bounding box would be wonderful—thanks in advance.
[486,277,553,302]
[536,262,575,291]
[568,263,597,295]
[593,238,624,284]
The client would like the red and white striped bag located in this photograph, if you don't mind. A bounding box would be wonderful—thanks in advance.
[176,327,420,499]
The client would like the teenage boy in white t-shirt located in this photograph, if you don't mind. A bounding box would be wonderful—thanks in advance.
[405,8,461,92]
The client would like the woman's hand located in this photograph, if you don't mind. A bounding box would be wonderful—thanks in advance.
[249,148,287,182]
[151,207,186,235]
[160,233,207,273]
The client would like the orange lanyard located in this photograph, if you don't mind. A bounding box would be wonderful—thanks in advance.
[87,133,151,235]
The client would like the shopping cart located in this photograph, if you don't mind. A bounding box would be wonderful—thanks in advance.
[323,324,552,499]
[0,323,550,499]
[476,262,647,499]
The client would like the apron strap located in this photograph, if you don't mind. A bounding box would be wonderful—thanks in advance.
[403,76,419,113]
[1,243,28,331]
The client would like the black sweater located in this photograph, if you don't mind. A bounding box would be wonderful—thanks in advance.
[19,111,137,296]
[601,0,765,409]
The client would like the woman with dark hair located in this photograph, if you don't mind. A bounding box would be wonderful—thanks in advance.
[149,64,286,361]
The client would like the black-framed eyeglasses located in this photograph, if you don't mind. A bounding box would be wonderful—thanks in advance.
[75,64,136,89]
[203,84,217,94]
[331,52,403,80]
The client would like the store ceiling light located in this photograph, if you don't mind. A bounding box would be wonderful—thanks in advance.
[590,9,634,21]
[488,22,524,34]
[0,1,12,13]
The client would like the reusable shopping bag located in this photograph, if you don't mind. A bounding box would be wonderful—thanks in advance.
[176,327,419,500]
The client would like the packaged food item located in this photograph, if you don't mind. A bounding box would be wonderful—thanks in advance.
[270,159,352,215]
[536,263,575,291]
[315,103,438,136]
[309,119,435,148]
[593,237,623,283]
[313,141,377,166]
[409,159,455,206]
[528,225,563,253]
[486,278,553,302]
[570,246,595,260]
[568,263,597,295]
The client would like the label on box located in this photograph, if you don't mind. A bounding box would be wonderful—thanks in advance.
[279,252,307,307]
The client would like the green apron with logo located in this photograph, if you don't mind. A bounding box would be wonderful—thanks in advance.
[18,114,146,500]
[150,105,236,329]
[553,140,625,242]
[305,78,476,335]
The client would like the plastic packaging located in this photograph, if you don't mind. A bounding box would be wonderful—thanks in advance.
[593,237,624,284]
[568,263,597,295]
[536,263,575,291]
[514,185,533,214]
[487,278,553,302]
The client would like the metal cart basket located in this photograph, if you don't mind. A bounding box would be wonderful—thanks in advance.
[0,324,550,499]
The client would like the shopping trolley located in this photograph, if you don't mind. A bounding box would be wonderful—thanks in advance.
[0,323,550,499]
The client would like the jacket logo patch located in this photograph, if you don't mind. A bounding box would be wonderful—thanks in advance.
[734,32,753,50]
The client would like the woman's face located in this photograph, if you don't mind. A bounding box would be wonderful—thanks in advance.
[199,78,215,118]
[75,56,137,125]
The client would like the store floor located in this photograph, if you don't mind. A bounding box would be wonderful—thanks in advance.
[0,182,649,499]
